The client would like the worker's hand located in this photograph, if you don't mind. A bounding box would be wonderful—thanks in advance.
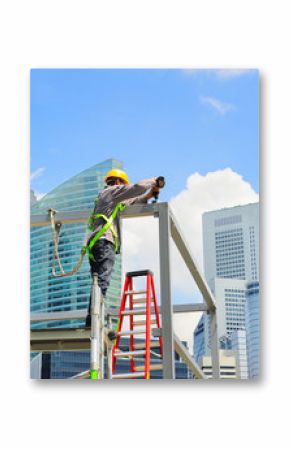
[146,186,160,200]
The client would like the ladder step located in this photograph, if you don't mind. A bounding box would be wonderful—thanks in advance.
[117,329,145,337]
[134,319,157,326]
[122,308,149,315]
[125,290,147,296]
[114,350,146,358]
[132,297,153,304]
[134,341,160,349]
[135,364,163,372]
[112,372,145,379]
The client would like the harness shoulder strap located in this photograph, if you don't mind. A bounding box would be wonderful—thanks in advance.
[87,202,126,256]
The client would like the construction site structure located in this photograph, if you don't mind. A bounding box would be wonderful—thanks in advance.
[30,202,220,379]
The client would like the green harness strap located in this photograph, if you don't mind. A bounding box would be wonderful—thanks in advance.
[87,202,126,260]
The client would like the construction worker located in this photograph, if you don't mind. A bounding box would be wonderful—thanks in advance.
[85,168,164,327]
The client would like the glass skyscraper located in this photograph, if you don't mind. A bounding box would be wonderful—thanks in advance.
[30,158,123,329]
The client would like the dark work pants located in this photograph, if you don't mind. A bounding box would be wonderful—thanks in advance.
[87,239,116,317]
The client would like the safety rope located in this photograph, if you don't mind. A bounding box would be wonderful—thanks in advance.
[49,202,125,277]
[49,208,87,278]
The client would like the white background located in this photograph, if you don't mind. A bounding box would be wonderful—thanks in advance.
[0,1,288,448]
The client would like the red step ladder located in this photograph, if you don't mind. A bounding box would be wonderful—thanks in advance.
[112,270,163,379]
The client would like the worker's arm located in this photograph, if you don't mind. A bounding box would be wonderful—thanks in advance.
[109,178,157,203]
[122,186,160,206]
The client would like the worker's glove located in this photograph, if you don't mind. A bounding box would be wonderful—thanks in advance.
[155,176,165,188]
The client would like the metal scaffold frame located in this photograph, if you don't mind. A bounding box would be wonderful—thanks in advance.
[30,202,220,379]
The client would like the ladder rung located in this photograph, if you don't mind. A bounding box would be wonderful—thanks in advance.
[125,290,147,296]
[114,350,146,358]
[134,341,160,349]
[132,297,153,304]
[117,329,145,336]
[135,364,163,372]
[134,320,157,326]
[112,372,145,379]
[122,308,149,315]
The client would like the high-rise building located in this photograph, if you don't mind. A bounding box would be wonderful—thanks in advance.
[214,277,248,336]
[202,202,259,289]
[245,281,260,378]
[231,330,248,379]
[193,203,259,378]
[30,158,123,330]
[193,314,206,361]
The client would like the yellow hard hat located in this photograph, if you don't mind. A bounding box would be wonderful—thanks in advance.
[104,168,129,185]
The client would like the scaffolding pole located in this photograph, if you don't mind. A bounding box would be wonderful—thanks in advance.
[90,274,104,380]
[158,203,175,379]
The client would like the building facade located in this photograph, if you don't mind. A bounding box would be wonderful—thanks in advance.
[193,203,259,378]
[231,330,248,379]
[198,350,237,379]
[245,281,260,378]
[30,159,123,330]
[202,202,259,289]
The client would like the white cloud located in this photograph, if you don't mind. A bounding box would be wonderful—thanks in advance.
[122,169,259,301]
[200,96,234,115]
[30,167,45,180]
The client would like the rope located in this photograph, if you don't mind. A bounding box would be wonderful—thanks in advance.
[49,208,87,278]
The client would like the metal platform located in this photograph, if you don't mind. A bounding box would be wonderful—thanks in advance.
[30,327,206,379]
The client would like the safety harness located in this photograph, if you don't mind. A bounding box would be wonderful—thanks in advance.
[87,201,126,260]
[49,201,126,277]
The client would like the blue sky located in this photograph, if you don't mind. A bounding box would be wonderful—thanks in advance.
[30,69,259,199]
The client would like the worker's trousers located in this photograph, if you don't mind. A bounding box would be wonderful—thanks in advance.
[87,239,116,317]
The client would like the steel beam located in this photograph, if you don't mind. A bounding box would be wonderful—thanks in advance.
[30,210,90,227]
[210,312,220,379]
[173,333,206,379]
[172,303,208,313]
[169,209,216,312]
[30,203,160,228]
[30,328,90,352]
[158,203,175,379]
[30,310,87,322]
[30,303,208,323]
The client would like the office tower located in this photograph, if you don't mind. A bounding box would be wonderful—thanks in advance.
[31,158,123,330]
[202,202,259,289]
[231,330,248,379]
[194,203,259,378]
[193,315,205,361]
[245,281,260,378]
